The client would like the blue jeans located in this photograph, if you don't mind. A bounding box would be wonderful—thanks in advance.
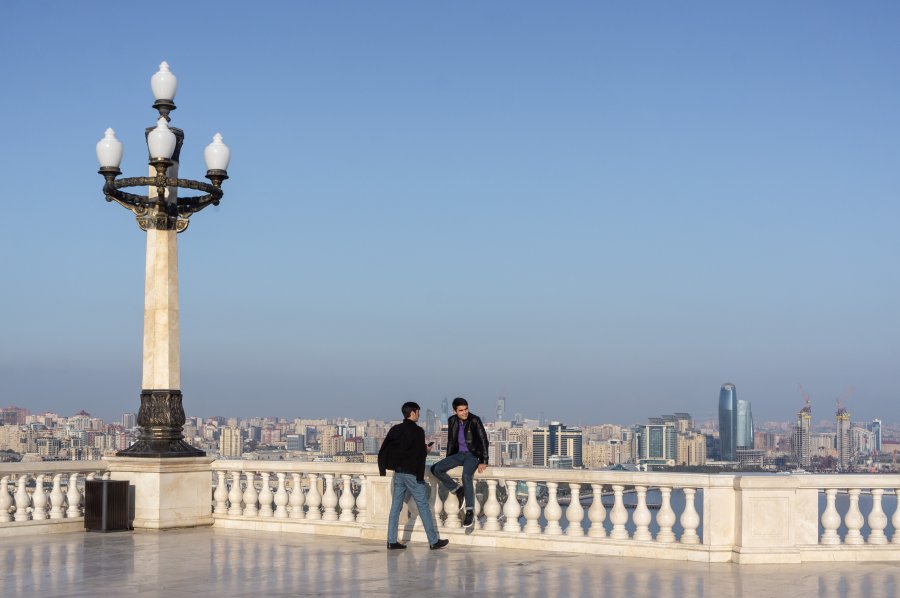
[387,473,440,546]
[431,452,479,509]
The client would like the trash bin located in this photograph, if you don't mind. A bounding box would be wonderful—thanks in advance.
[84,479,130,532]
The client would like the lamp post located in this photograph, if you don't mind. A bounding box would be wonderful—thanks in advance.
[97,62,230,457]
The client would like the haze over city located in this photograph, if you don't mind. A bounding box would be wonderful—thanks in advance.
[1,2,898,425]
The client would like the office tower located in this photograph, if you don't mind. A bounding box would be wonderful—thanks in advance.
[735,399,754,450]
[632,420,678,466]
[871,419,883,453]
[122,413,137,429]
[286,434,305,451]
[219,426,242,458]
[424,409,436,436]
[718,383,754,460]
[836,406,851,470]
[532,422,583,467]
[496,397,506,422]
[793,401,811,468]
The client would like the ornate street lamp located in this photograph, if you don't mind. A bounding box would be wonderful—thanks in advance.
[96,62,230,457]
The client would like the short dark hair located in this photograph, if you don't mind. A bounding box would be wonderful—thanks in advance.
[451,397,468,410]
[402,402,421,419]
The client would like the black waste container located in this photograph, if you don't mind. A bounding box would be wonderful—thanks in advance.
[84,479,130,532]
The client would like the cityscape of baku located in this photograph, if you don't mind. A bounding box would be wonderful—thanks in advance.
[2,2,899,596]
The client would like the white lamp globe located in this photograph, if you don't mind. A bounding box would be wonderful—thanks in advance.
[96,128,123,168]
[204,133,231,171]
[150,61,177,101]
[147,117,177,160]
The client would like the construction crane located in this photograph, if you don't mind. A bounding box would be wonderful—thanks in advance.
[798,384,811,412]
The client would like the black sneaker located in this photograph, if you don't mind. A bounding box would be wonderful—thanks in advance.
[386,542,406,550]
[463,510,475,528]
[429,539,449,550]
[454,486,465,506]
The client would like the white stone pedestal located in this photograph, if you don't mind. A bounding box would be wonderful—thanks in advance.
[105,456,214,530]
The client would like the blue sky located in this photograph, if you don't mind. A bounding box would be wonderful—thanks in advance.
[1,2,898,426]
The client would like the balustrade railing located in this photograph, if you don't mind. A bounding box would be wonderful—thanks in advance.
[210,461,721,559]
[0,462,109,530]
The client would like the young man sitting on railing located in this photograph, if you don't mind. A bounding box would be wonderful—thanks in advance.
[378,402,449,551]
[430,397,489,529]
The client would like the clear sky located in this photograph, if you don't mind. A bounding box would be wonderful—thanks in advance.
[1,2,898,426]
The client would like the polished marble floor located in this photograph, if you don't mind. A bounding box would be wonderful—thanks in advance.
[0,528,898,597]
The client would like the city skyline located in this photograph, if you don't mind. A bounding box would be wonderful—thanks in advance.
[2,3,899,425]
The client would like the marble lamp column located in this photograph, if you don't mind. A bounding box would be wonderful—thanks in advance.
[117,133,204,458]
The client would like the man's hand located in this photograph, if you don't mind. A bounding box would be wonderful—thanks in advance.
[477,463,486,474]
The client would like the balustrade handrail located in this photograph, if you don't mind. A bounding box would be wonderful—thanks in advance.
[0,461,108,476]
[211,459,736,488]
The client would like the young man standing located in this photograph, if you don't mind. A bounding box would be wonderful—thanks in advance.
[378,401,449,550]
[430,397,489,528]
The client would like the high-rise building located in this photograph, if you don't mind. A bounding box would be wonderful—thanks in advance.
[836,406,852,470]
[439,397,449,424]
[793,401,811,468]
[219,426,242,458]
[122,413,136,429]
[870,419,883,453]
[632,420,678,466]
[286,434,305,451]
[718,383,753,460]
[532,422,583,468]
[424,409,436,436]
[496,397,506,422]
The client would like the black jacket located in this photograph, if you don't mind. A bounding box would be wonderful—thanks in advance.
[446,413,489,465]
[378,418,428,481]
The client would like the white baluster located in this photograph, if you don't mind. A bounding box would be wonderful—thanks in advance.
[443,482,462,529]
[868,488,888,544]
[102,472,111,480]
[502,480,521,533]
[0,476,12,522]
[844,488,864,545]
[227,471,243,516]
[544,482,562,535]
[523,481,542,534]
[214,471,229,515]
[242,472,258,517]
[49,474,67,520]
[632,485,651,541]
[482,479,501,531]
[431,477,443,528]
[588,483,606,538]
[289,473,305,519]
[892,489,900,544]
[322,474,339,521]
[305,473,322,520]
[566,483,585,537]
[821,488,841,545]
[339,474,356,522]
[274,473,289,519]
[656,486,676,543]
[355,475,368,524]
[609,484,628,540]
[66,473,81,518]
[680,488,700,544]
[14,475,31,521]
[31,474,48,520]
[258,472,274,517]
[87,472,97,481]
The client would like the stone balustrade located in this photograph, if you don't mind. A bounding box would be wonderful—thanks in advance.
[208,461,900,563]
[5,459,900,564]
[0,462,109,536]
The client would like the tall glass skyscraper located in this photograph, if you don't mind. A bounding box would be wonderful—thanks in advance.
[718,383,753,461]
